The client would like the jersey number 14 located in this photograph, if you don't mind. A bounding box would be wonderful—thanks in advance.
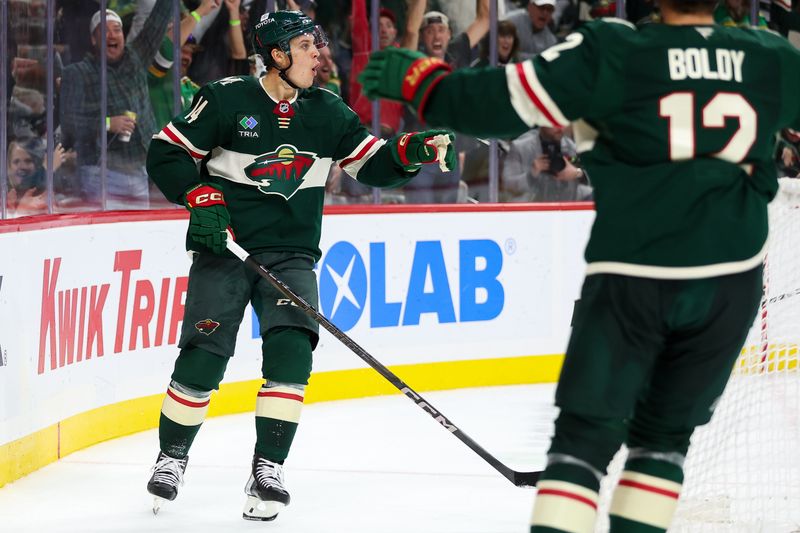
[659,92,757,163]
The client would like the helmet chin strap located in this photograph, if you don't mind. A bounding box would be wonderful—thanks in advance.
[277,53,301,90]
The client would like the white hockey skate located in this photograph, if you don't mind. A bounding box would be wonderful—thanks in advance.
[242,453,291,521]
[147,451,188,515]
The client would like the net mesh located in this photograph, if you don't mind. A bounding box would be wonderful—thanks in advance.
[596,178,800,533]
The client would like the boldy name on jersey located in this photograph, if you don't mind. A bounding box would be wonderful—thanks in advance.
[667,48,744,82]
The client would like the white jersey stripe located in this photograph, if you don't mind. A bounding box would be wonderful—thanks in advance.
[520,62,569,127]
[338,135,386,179]
[205,146,332,192]
[154,123,209,160]
[506,63,543,128]
[506,62,568,128]
[572,119,598,153]
[585,239,768,279]
[153,130,183,151]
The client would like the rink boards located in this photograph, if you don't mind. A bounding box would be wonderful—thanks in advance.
[0,204,593,487]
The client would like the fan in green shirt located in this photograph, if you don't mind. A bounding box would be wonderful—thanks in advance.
[147,35,202,128]
[713,0,768,28]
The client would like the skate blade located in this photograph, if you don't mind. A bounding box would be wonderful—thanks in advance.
[242,495,284,521]
[152,496,168,516]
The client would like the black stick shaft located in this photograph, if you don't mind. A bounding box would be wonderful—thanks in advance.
[228,240,540,488]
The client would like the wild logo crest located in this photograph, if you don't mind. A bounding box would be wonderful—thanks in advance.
[194,318,220,336]
[245,144,317,200]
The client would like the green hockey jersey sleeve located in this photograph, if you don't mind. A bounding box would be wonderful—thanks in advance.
[530,22,623,123]
[332,99,414,188]
[422,20,623,137]
[147,84,229,203]
[423,66,531,138]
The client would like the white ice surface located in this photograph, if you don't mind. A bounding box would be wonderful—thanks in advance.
[0,384,557,533]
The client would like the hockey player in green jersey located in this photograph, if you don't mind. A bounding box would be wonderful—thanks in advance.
[144,10,455,521]
[360,1,800,532]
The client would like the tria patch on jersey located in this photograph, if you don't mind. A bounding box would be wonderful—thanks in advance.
[245,144,318,200]
[237,114,261,138]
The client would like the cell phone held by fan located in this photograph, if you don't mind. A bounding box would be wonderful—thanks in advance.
[540,138,566,174]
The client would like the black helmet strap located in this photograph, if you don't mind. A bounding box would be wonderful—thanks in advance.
[263,42,302,90]
[277,53,301,90]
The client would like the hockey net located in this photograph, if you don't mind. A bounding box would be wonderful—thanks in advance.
[595,177,800,533]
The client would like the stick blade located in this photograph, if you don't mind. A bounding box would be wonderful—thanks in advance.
[513,470,541,488]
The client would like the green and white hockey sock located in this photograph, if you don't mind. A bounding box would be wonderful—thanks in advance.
[254,381,305,463]
[530,455,602,533]
[608,452,684,532]
[158,381,212,459]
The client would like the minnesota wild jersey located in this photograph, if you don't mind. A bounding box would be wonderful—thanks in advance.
[425,20,800,279]
[148,75,412,259]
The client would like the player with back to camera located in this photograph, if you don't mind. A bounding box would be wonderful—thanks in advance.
[359,0,800,530]
[144,9,455,522]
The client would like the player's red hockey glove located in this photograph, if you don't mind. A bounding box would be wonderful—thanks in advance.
[184,183,233,255]
[390,130,457,173]
[358,48,452,119]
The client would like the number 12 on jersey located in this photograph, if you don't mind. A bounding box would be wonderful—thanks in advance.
[659,92,756,163]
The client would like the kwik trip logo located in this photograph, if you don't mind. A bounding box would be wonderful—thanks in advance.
[37,250,188,375]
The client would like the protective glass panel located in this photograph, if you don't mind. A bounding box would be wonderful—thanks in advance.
[6,0,51,217]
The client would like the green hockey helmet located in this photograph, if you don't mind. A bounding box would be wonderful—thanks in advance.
[252,10,328,62]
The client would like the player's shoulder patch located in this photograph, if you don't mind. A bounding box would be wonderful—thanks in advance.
[214,76,250,85]
[211,75,251,88]
[205,75,260,101]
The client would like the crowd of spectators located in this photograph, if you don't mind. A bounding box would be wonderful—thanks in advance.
[4,0,800,217]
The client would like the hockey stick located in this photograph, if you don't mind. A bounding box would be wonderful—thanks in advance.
[226,237,541,488]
